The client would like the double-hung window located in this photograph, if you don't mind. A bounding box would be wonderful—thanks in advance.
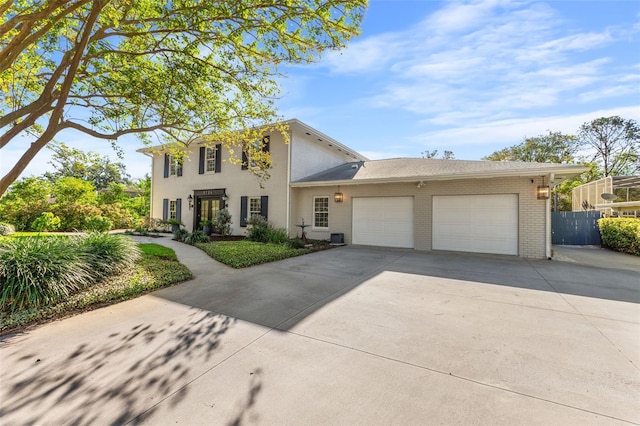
[313,196,329,229]
[205,147,216,172]
[169,155,180,176]
[249,197,262,219]
[169,200,177,220]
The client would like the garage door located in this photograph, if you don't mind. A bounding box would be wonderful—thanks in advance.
[352,197,414,248]
[433,194,518,255]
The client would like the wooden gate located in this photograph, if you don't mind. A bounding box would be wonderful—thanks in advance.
[551,211,602,245]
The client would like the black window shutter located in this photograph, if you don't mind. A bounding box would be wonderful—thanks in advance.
[162,199,168,220]
[241,150,248,170]
[163,154,169,178]
[261,196,268,220]
[240,196,248,227]
[199,147,205,174]
[176,198,182,221]
[215,144,222,173]
[177,161,183,177]
[263,136,270,153]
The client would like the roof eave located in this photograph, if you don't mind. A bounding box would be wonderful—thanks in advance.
[290,166,589,187]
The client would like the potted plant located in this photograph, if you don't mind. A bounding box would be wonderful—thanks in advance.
[165,219,183,233]
[200,219,212,235]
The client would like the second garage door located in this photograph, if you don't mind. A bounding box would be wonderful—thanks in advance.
[352,197,414,248]
[432,194,518,255]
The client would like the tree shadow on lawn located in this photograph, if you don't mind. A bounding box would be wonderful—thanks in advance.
[0,309,262,425]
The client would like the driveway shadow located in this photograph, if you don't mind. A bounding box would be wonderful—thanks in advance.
[0,309,260,425]
[153,246,639,334]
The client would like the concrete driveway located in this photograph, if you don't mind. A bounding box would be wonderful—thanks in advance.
[1,238,638,425]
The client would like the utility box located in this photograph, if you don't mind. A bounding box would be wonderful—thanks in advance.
[330,233,344,245]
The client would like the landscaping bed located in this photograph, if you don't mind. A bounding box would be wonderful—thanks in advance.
[0,240,192,335]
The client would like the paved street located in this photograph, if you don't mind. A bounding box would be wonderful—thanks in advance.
[1,238,638,425]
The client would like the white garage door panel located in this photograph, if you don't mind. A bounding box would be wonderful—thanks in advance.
[353,197,414,248]
[433,195,518,255]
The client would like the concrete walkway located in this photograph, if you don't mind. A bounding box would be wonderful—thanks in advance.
[553,244,640,273]
[1,237,638,425]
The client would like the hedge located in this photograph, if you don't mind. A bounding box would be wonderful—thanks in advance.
[598,218,640,256]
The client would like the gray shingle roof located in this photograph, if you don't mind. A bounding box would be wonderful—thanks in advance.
[293,158,587,185]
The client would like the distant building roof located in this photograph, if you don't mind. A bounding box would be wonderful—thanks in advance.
[292,158,587,186]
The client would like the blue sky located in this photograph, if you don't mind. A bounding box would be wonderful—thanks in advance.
[3,0,639,180]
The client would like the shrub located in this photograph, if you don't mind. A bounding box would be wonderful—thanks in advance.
[213,208,233,235]
[53,204,103,231]
[30,212,61,232]
[84,215,113,232]
[100,203,140,229]
[287,237,305,249]
[184,230,210,245]
[598,218,640,256]
[0,234,141,312]
[265,226,289,244]
[75,233,141,277]
[0,222,15,236]
[173,228,189,242]
[0,237,94,311]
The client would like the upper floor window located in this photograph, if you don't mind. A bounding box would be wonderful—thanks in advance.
[164,154,183,177]
[206,147,216,172]
[242,136,270,170]
[313,196,329,229]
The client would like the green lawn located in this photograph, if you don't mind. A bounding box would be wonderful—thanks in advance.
[196,240,308,268]
[0,243,192,334]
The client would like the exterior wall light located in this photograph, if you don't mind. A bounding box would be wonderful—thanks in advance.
[334,192,344,203]
[187,194,194,210]
[537,176,550,200]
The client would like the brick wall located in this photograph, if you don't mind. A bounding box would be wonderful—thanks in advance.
[291,176,547,258]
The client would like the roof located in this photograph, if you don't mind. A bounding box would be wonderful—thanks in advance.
[136,118,368,161]
[291,158,588,187]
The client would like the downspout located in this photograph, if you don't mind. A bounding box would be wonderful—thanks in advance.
[546,173,554,259]
[286,129,292,235]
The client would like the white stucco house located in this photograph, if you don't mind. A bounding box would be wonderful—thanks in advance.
[139,119,587,259]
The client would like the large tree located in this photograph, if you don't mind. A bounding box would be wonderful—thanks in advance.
[482,131,579,163]
[0,0,367,195]
[578,116,640,177]
[44,142,129,189]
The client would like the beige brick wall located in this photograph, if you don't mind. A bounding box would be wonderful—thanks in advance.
[290,176,547,258]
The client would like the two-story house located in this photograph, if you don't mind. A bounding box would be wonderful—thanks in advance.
[140,119,587,259]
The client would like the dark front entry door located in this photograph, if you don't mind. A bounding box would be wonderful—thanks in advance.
[196,197,221,229]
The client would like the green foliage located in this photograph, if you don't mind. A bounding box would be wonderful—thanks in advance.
[196,240,306,268]
[138,243,177,260]
[100,203,140,229]
[598,218,640,256]
[1,0,366,194]
[44,142,130,190]
[83,215,113,232]
[173,228,189,242]
[0,236,93,312]
[184,230,211,245]
[1,243,191,333]
[287,237,306,249]
[51,177,97,205]
[579,116,640,177]
[30,212,61,232]
[0,223,14,236]
[52,203,103,231]
[246,216,289,244]
[213,208,233,235]
[0,177,52,231]
[483,131,579,163]
[0,234,141,312]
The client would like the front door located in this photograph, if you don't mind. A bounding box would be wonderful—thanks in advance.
[196,197,221,229]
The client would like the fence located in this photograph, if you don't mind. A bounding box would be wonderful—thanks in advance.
[551,211,602,245]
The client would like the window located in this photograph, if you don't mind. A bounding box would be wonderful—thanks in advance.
[169,200,177,220]
[168,155,181,176]
[242,136,270,170]
[249,197,262,219]
[205,147,216,172]
[313,196,329,229]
